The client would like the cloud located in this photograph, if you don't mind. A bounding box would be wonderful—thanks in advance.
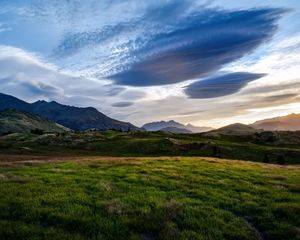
[53,24,132,58]
[0,45,145,114]
[218,93,300,118]
[241,79,300,95]
[110,8,285,86]
[0,74,63,97]
[130,91,300,126]
[184,72,266,98]
[1,2,286,88]
[0,45,66,100]
[119,90,146,100]
[261,93,299,102]
[0,23,11,33]
[105,86,126,96]
[112,101,134,108]
[51,1,199,58]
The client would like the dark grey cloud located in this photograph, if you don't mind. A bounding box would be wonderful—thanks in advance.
[110,8,285,86]
[112,101,134,107]
[184,72,266,99]
[105,86,126,96]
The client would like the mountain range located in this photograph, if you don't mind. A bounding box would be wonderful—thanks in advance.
[0,93,140,131]
[142,113,300,134]
[1,92,299,133]
[142,120,214,133]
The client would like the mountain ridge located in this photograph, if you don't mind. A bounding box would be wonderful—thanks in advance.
[0,93,140,131]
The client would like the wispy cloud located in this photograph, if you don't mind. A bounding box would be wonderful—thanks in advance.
[0,23,11,33]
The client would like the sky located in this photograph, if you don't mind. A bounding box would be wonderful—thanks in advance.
[0,0,300,128]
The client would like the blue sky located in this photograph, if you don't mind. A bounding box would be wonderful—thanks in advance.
[0,0,300,127]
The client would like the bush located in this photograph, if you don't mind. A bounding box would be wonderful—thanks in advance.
[30,128,44,135]
[1,131,13,136]
[277,155,285,165]
[212,146,221,158]
[263,153,269,163]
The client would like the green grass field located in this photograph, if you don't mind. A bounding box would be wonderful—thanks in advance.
[0,156,299,240]
[1,130,300,164]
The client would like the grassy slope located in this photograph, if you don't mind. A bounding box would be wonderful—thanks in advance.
[0,109,68,134]
[1,131,300,164]
[0,157,299,240]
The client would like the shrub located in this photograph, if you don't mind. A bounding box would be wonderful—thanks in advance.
[30,128,44,135]
[263,153,269,163]
[277,155,285,165]
[212,146,221,158]
[1,131,13,136]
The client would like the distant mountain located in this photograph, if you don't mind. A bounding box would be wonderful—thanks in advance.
[142,120,184,131]
[160,126,193,133]
[0,109,68,134]
[251,113,300,131]
[142,120,212,133]
[0,93,140,131]
[185,124,214,133]
[205,123,258,136]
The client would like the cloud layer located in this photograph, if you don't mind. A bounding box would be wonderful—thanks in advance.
[185,72,266,98]
[110,8,284,86]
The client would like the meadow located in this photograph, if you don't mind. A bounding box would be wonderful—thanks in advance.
[1,130,300,164]
[0,156,299,240]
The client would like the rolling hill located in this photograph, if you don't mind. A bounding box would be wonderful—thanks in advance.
[0,109,68,134]
[251,113,300,131]
[205,123,259,136]
[0,93,140,131]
